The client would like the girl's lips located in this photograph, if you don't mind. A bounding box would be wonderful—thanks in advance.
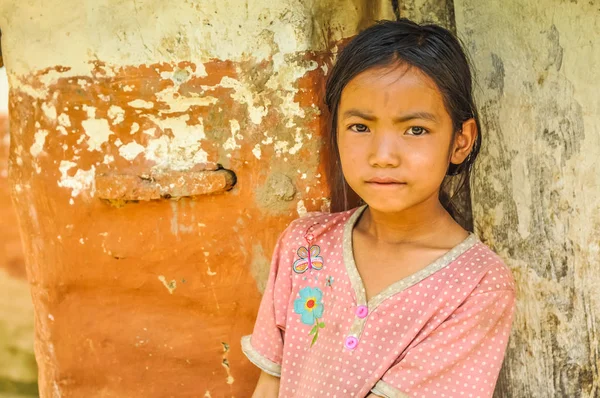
[364,181,407,189]
[365,177,406,184]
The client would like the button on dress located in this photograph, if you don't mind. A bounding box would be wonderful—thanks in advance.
[241,205,516,397]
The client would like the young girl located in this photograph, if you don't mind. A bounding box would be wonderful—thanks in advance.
[241,18,516,398]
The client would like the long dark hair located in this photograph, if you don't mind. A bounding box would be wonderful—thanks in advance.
[324,18,481,230]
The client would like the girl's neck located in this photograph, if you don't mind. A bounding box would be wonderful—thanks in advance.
[358,195,457,245]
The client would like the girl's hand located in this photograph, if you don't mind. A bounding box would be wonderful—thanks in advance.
[251,371,280,398]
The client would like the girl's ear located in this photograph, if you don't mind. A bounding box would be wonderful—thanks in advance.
[450,118,478,165]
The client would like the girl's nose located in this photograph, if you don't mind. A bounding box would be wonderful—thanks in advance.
[368,132,400,168]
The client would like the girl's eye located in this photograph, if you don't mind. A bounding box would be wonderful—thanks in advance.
[406,126,428,136]
[349,124,370,133]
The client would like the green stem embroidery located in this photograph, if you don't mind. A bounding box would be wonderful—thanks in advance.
[309,318,326,347]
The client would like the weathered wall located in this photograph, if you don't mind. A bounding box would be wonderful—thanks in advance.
[3,0,598,396]
[454,0,600,397]
[397,0,456,33]
[0,0,394,396]
[0,105,37,397]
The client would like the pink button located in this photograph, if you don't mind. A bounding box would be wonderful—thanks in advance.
[344,336,358,350]
[356,305,368,318]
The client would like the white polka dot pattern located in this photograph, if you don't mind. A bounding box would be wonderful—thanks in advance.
[240,207,517,398]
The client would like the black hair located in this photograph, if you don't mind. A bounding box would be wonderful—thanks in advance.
[324,18,481,231]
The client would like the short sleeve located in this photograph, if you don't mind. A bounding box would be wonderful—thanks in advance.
[240,224,294,377]
[371,289,516,398]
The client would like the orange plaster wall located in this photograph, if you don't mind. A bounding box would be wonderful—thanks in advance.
[0,109,38,395]
[0,113,23,280]
[7,54,332,396]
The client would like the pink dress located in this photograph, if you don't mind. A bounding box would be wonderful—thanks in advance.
[241,205,516,397]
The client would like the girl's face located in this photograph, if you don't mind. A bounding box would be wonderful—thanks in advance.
[337,64,470,214]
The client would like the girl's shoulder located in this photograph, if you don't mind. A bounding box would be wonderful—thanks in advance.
[466,238,517,293]
[282,206,362,243]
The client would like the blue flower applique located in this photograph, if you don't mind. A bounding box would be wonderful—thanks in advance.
[294,286,325,346]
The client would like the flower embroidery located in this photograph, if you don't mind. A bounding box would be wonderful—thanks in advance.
[325,275,334,287]
[292,227,325,274]
[294,286,325,346]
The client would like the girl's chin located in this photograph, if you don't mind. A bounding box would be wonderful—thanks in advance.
[358,198,411,214]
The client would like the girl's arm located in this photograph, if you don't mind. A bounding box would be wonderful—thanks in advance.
[251,371,280,398]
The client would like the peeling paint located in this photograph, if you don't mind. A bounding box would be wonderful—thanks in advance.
[266,59,318,124]
[57,161,96,197]
[252,144,261,159]
[128,99,154,109]
[143,128,156,136]
[144,114,208,171]
[57,113,71,127]
[157,275,176,294]
[30,129,48,157]
[42,101,57,121]
[0,0,381,83]
[287,128,305,155]
[297,199,307,217]
[118,141,145,161]
[102,154,114,164]
[223,119,242,151]
[130,122,140,134]
[154,84,218,114]
[81,117,113,152]
[108,105,125,125]
[221,342,235,385]
[212,76,269,125]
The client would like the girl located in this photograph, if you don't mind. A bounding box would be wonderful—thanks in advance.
[241,18,516,398]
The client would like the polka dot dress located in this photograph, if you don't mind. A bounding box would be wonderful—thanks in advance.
[241,205,516,398]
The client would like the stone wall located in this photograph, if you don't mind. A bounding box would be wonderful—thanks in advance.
[454,1,600,396]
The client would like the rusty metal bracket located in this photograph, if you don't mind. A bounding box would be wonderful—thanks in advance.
[95,168,236,201]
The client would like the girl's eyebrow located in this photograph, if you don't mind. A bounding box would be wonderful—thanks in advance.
[394,111,438,124]
[342,108,438,123]
[342,109,377,121]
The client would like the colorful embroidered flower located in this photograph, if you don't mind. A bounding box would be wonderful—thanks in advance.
[294,286,326,346]
[294,286,324,325]
[325,275,334,287]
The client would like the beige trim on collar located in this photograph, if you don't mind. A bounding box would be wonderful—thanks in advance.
[342,205,480,340]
